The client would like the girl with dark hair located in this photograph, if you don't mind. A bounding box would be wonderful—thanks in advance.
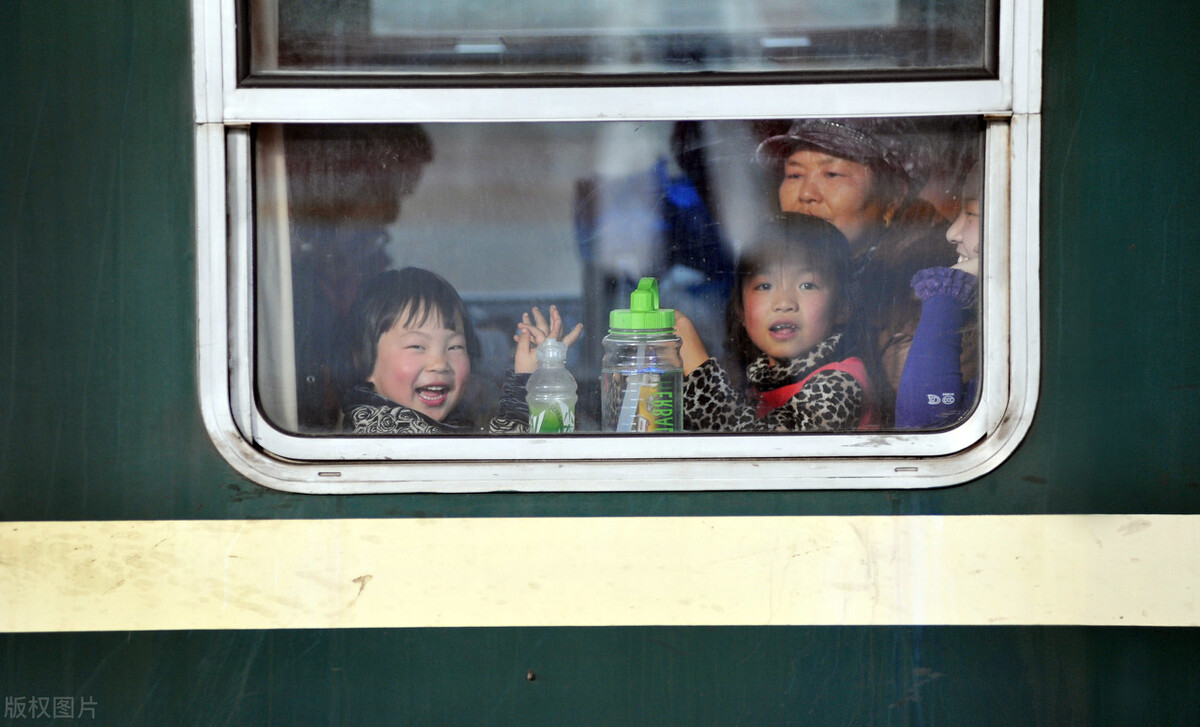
[340,267,580,434]
[677,214,882,432]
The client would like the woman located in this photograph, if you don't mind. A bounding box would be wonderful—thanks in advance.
[755,118,961,414]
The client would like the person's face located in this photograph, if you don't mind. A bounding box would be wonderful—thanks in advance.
[778,149,885,246]
[741,262,844,366]
[946,198,982,263]
[369,309,470,421]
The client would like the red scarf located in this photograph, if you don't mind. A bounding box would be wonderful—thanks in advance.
[754,357,880,430]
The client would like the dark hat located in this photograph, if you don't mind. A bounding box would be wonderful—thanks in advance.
[755,118,912,182]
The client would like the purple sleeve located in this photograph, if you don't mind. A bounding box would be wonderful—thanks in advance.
[895,268,976,429]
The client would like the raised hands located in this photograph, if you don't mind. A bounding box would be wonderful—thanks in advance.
[513,305,584,374]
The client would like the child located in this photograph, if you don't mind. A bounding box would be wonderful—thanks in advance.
[894,165,981,428]
[678,213,881,432]
[339,267,580,434]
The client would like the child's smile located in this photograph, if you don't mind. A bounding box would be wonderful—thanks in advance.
[415,384,451,408]
[369,311,471,421]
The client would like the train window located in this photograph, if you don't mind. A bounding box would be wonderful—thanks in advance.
[193,0,1041,492]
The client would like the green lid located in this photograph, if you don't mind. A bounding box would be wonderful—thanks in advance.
[609,277,676,330]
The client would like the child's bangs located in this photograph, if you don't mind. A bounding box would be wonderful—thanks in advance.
[740,233,847,291]
[743,237,816,274]
[387,267,469,334]
[397,296,465,333]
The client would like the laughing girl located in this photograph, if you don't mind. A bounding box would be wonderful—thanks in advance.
[340,267,578,434]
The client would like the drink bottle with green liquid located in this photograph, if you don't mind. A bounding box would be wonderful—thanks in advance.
[526,337,577,433]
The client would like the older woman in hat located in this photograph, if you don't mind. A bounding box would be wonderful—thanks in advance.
[756,118,958,414]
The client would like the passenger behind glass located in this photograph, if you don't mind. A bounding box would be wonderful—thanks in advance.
[676,214,882,432]
[285,124,434,432]
[756,118,959,413]
[339,267,580,434]
[895,165,982,429]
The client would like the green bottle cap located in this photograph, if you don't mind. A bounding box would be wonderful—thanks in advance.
[609,277,676,330]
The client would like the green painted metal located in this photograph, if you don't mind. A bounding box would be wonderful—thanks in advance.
[1,627,1198,725]
[2,0,1199,722]
[2,1,1199,521]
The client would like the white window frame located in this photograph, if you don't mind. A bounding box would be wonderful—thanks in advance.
[192,0,1042,493]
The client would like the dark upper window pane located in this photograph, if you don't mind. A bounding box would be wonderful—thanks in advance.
[251,0,994,80]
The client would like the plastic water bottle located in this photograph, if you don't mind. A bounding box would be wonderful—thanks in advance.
[526,338,577,433]
[601,277,683,432]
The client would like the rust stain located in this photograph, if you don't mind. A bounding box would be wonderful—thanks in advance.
[349,574,373,607]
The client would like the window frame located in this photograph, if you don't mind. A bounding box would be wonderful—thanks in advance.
[192,0,1042,493]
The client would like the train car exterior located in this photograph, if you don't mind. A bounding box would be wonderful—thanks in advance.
[2,0,1199,724]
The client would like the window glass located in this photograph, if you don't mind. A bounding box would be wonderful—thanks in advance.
[252,0,995,78]
[254,117,984,437]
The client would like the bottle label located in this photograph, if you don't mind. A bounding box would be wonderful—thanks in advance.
[529,399,576,433]
[608,372,681,432]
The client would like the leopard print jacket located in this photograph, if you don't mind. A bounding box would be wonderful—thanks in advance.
[682,332,864,432]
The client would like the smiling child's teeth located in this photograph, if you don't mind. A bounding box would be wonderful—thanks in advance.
[417,386,447,399]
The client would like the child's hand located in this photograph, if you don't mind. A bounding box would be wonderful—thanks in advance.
[675,310,710,376]
[513,305,584,374]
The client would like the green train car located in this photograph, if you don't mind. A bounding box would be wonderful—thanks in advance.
[3,0,1199,723]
